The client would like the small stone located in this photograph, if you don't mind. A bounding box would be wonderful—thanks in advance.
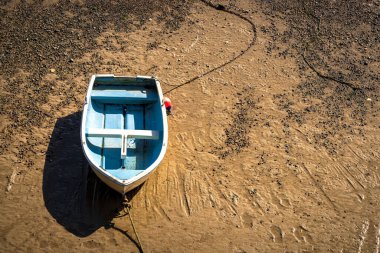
[50,68,56,73]
[216,4,226,10]
[367,98,372,101]
[69,58,74,63]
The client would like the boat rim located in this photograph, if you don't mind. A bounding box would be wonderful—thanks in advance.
[80,74,168,187]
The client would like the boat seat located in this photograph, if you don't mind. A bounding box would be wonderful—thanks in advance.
[86,128,159,159]
[107,169,145,180]
[91,87,156,104]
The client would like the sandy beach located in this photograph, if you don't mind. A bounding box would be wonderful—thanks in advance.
[1,0,379,252]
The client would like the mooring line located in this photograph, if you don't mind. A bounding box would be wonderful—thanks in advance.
[299,3,364,92]
[301,53,360,91]
[164,0,257,94]
[113,196,145,253]
[125,198,144,253]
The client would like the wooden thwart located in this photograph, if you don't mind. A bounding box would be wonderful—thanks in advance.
[86,128,159,159]
[86,128,159,139]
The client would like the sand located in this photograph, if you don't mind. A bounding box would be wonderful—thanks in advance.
[1,0,379,252]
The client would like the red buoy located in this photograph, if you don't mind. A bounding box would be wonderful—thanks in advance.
[164,97,172,115]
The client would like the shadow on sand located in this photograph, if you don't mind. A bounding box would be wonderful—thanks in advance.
[43,111,141,238]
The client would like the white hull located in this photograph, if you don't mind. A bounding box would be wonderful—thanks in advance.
[81,74,168,195]
[90,163,153,194]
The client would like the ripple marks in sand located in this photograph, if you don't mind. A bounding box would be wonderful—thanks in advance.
[175,131,207,154]
[270,191,292,209]
[333,164,366,202]
[269,225,284,243]
[138,159,218,219]
[180,171,192,216]
[292,225,313,243]
[269,225,314,244]
[241,212,254,229]
[302,164,338,211]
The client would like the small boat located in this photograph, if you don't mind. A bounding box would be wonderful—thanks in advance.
[81,74,168,194]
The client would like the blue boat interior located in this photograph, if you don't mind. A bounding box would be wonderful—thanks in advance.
[84,77,164,181]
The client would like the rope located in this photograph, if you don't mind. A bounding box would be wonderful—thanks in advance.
[163,0,257,95]
[301,53,360,91]
[299,2,362,92]
[123,196,144,253]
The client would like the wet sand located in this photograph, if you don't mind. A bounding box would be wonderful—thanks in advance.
[1,0,380,252]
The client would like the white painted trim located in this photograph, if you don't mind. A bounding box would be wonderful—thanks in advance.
[86,128,159,139]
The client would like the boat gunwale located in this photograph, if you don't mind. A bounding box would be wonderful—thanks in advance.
[80,74,168,194]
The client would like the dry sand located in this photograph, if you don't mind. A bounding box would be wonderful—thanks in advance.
[1,0,380,252]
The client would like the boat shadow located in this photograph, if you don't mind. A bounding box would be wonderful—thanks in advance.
[43,111,142,237]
